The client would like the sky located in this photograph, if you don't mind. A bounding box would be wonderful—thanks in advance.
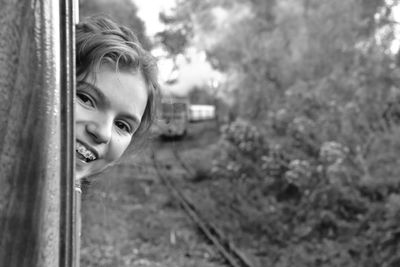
[132,0,177,36]
[391,3,400,52]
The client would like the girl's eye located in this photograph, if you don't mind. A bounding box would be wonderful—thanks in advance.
[115,121,132,134]
[77,92,94,107]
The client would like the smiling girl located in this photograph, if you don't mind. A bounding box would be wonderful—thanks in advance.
[75,16,159,180]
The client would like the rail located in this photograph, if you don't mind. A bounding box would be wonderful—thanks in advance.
[151,148,254,267]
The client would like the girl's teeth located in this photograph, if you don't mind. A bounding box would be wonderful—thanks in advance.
[76,142,96,160]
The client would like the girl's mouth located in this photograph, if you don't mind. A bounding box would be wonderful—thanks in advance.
[76,151,88,163]
[76,141,97,162]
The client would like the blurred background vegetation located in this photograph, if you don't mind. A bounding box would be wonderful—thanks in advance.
[80,0,400,266]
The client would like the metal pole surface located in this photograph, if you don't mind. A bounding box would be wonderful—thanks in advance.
[0,1,75,266]
[59,0,76,266]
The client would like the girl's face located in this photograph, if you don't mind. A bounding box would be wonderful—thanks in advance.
[75,64,148,180]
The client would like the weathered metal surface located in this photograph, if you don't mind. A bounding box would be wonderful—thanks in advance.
[0,1,75,266]
[59,0,77,266]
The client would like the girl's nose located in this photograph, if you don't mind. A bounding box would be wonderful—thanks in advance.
[85,119,112,144]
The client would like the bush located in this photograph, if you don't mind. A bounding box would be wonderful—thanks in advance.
[210,91,400,265]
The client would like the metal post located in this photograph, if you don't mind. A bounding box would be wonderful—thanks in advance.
[59,0,77,266]
[0,0,75,266]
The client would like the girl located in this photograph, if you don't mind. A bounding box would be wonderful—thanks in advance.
[75,16,159,180]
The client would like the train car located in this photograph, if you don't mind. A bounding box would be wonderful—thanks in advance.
[189,104,216,122]
[157,95,190,138]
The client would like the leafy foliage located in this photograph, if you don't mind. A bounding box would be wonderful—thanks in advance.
[167,0,400,265]
[209,116,400,266]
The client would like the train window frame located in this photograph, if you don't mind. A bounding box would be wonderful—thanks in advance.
[60,0,80,266]
[0,1,78,266]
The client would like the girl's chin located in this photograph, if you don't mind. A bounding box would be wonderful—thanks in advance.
[74,154,118,180]
[75,154,100,179]
[75,161,111,180]
[75,169,88,180]
[75,161,96,180]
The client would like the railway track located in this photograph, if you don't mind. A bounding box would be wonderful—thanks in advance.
[150,147,255,267]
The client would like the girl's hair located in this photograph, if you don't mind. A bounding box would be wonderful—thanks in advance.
[76,15,159,146]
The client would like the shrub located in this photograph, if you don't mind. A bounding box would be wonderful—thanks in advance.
[210,93,400,265]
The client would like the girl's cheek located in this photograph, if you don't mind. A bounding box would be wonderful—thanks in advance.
[107,136,131,161]
[75,105,87,120]
[75,106,95,122]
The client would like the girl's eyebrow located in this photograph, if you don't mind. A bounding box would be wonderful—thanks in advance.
[78,81,111,107]
[78,81,111,106]
[78,81,140,124]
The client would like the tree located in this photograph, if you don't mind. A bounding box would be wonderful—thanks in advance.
[164,1,400,266]
[169,0,399,119]
[155,11,192,56]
